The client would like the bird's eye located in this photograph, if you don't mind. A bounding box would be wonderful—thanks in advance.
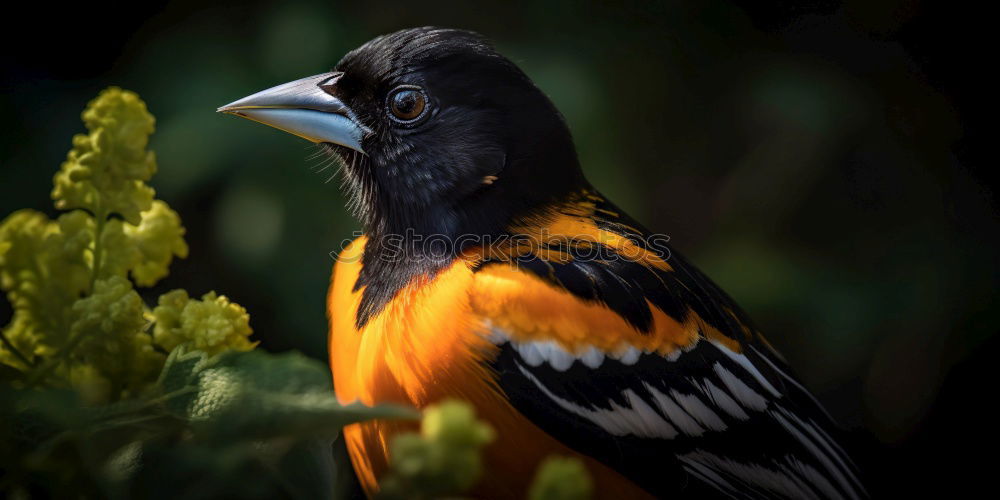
[387,87,427,123]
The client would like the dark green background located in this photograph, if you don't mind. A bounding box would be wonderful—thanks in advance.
[2,0,995,496]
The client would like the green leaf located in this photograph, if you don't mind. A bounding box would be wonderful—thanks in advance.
[162,349,415,442]
[155,344,211,414]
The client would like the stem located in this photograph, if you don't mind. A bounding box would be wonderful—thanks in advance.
[24,327,92,386]
[89,205,107,292]
[139,386,198,407]
[0,329,34,368]
[95,386,198,418]
[90,413,175,432]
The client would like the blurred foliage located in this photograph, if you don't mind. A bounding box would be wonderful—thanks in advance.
[378,400,495,499]
[0,348,413,499]
[0,88,414,499]
[378,401,594,499]
[528,456,593,500]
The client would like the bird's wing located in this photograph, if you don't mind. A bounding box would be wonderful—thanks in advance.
[467,192,865,499]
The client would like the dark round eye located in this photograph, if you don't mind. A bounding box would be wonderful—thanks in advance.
[388,87,427,122]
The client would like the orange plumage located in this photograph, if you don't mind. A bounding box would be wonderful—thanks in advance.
[328,208,658,498]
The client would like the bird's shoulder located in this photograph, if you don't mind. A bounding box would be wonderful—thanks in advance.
[465,189,757,355]
[463,191,866,499]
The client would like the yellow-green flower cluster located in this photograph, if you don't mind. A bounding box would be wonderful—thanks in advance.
[67,276,161,401]
[528,456,593,500]
[378,400,496,499]
[0,87,249,402]
[124,201,188,286]
[376,400,594,499]
[52,87,156,225]
[153,290,255,355]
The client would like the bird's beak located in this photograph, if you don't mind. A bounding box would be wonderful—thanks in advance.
[217,72,366,153]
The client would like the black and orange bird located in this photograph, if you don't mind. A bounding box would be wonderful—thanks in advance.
[219,27,866,499]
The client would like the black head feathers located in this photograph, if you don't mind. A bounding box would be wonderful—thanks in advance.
[327,27,587,240]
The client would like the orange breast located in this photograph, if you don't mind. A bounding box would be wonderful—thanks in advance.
[327,237,651,499]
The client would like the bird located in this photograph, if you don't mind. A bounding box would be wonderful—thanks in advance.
[219,27,866,500]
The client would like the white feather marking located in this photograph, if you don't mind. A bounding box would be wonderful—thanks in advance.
[669,389,728,431]
[578,346,605,369]
[751,345,836,422]
[516,341,544,367]
[587,411,630,436]
[695,378,750,420]
[770,411,845,499]
[791,414,864,494]
[623,389,673,437]
[512,339,609,371]
[682,462,739,496]
[541,341,575,371]
[714,362,769,411]
[531,342,549,365]
[679,450,824,500]
[811,421,861,484]
[772,408,863,500]
[614,346,641,365]
[483,321,508,344]
[711,340,782,398]
[644,384,706,436]
[516,364,677,439]
[783,456,842,500]
[683,337,700,351]
[614,395,651,435]
[530,341,551,363]
[777,459,827,500]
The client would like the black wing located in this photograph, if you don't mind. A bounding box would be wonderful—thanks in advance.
[487,330,866,499]
[478,193,865,498]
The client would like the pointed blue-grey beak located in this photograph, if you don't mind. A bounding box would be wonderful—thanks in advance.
[218,72,367,153]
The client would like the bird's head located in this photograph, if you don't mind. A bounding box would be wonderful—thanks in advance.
[220,27,586,241]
